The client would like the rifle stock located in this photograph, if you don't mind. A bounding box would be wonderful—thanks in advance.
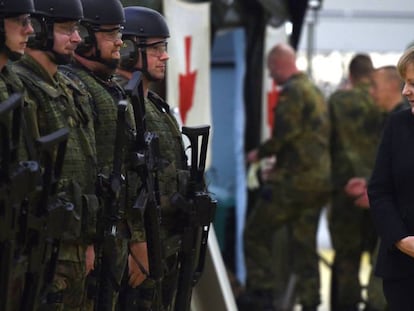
[173,125,217,311]
[90,100,128,311]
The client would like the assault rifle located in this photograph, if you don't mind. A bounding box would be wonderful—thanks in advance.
[20,125,72,311]
[124,71,164,309]
[172,125,217,311]
[0,94,40,311]
[90,100,128,311]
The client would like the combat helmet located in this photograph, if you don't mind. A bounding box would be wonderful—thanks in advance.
[76,0,125,67]
[0,0,35,59]
[120,6,169,74]
[81,0,125,26]
[122,6,169,39]
[0,0,35,16]
[28,0,83,51]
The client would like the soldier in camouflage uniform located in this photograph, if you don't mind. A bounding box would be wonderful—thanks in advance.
[0,1,35,310]
[328,54,385,311]
[12,0,99,310]
[241,43,331,311]
[115,6,189,310]
[58,1,141,309]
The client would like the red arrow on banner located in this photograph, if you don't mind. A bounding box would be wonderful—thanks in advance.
[179,36,197,124]
[267,80,279,131]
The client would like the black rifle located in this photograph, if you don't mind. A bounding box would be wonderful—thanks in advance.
[124,71,164,309]
[172,125,217,311]
[90,100,129,311]
[0,94,40,311]
[20,126,72,311]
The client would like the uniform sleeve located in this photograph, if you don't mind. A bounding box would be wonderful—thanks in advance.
[258,84,304,158]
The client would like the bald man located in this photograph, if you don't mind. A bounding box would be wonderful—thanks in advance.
[370,65,409,114]
[240,43,331,311]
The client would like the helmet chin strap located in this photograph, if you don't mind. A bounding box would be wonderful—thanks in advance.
[83,44,120,70]
[47,50,73,65]
[0,31,23,61]
[3,45,23,61]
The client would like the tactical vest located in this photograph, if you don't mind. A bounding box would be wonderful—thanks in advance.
[0,65,24,100]
[0,66,27,158]
[60,64,136,177]
[13,55,98,245]
[60,64,139,240]
[145,92,187,209]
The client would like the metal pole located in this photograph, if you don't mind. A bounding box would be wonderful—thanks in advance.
[306,0,322,79]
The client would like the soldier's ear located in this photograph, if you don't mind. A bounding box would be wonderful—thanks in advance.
[27,17,49,50]
[120,36,139,70]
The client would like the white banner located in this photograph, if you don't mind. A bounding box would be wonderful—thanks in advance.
[164,0,211,128]
[164,0,212,169]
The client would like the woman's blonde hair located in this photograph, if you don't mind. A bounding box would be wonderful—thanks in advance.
[397,47,414,79]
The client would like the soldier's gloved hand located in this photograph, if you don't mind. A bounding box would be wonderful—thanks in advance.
[85,244,95,276]
[128,242,149,288]
[344,177,366,198]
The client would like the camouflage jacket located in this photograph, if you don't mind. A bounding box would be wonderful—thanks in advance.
[0,64,25,100]
[115,74,188,235]
[13,55,98,252]
[59,63,145,242]
[258,72,331,193]
[0,65,27,158]
[329,81,385,191]
[145,92,188,210]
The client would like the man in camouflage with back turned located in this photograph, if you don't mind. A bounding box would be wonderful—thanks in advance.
[241,42,331,311]
[328,54,386,311]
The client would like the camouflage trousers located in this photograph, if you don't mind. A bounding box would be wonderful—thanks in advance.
[328,191,383,310]
[5,255,27,311]
[37,259,86,311]
[244,182,328,308]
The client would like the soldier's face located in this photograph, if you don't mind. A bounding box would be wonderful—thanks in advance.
[267,55,289,84]
[402,63,414,107]
[370,70,390,109]
[142,37,169,81]
[4,14,34,55]
[53,21,82,56]
[94,25,123,61]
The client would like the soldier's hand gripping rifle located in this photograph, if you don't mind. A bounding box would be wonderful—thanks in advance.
[124,71,164,309]
[173,125,217,311]
[0,94,40,311]
[90,100,128,311]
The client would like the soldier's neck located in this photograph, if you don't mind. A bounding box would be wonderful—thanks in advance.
[116,67,150,97]
[0,53,7,70]
[26,49,58,77]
